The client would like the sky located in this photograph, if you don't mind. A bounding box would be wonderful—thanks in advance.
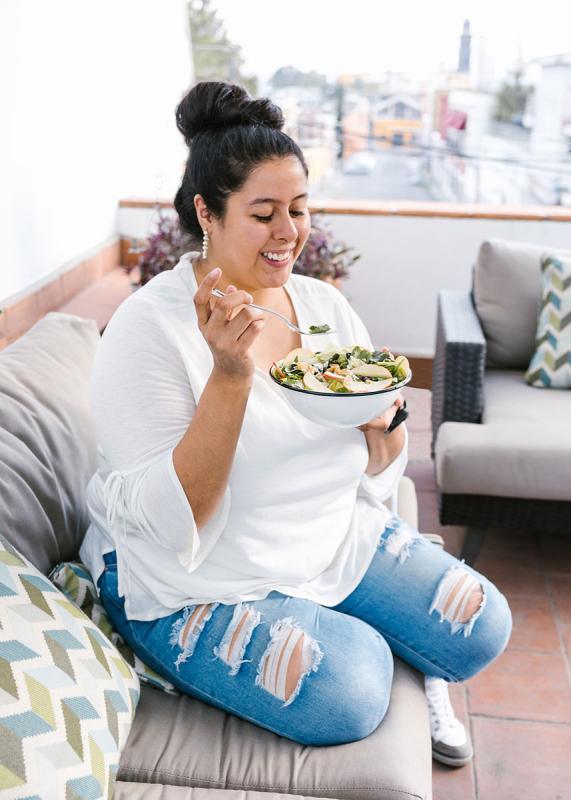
[210,0,571,87]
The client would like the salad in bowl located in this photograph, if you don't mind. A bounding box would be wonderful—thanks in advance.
[269,345,412,428]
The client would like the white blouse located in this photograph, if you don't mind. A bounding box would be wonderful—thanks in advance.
[80,253,408,621]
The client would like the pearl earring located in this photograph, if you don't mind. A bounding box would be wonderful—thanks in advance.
[202,230,209,260]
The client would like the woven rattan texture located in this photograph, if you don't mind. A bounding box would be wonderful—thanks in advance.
[440,493,571,530]
[430,291,486,455]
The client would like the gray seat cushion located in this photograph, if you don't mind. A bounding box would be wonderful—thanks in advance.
[473,239,571,369]
[0,312,99,574]
[115,786,335,800]
[118,659,431,800]
[436,370,571,500]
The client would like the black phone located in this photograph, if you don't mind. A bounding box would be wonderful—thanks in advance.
[385,400,408,434]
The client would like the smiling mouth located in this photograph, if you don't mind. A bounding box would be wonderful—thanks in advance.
[261,250,294,264]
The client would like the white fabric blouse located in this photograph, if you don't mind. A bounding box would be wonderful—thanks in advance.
[80,252,408,621]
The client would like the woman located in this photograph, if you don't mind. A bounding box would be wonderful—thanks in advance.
[80,82,512,761]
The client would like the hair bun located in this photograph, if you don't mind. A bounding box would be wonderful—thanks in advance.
[176,82,284,145]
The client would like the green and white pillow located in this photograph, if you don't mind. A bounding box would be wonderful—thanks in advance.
[50,561,179,697]
[0,536,139,799]
[525,254,571,388]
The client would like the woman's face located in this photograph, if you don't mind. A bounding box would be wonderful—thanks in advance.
[201,155,311,292]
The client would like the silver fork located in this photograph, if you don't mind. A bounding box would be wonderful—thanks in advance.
[211,288,336,335]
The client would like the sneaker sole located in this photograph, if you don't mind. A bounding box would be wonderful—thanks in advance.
[432,747,474,768]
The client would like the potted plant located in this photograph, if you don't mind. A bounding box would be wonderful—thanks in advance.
[292,215,360,288]
[130,207,194,287]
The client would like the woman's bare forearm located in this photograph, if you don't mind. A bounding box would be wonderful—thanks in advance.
[363,424,406,476]
[173,369,252,530]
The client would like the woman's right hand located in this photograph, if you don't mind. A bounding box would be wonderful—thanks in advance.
[194,267,265,381]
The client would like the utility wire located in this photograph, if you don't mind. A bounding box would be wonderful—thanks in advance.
[294,123,571,177]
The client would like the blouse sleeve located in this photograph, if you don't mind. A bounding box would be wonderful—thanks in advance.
[89,297,229,579]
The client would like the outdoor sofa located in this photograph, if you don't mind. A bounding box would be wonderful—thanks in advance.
[0,312,433,800]
[432,238,571,563]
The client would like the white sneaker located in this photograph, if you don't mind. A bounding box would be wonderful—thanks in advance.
[425,676,474,767]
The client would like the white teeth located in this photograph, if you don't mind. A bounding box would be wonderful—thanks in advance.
[262,251,291,261]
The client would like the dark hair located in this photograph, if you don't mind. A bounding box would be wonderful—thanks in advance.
[174,82,308,239]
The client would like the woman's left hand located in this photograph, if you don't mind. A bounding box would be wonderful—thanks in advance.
[357,395,405,433]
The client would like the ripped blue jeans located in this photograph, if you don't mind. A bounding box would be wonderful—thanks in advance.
[98,516,512,747]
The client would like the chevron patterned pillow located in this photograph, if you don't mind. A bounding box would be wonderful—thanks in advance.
[0,536,139,799]
[525,254,571,388]
[50,561,179,696]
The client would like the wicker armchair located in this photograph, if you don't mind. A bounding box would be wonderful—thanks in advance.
[431,240,571,564]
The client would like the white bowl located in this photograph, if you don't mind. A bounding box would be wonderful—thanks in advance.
[269,369,412,428]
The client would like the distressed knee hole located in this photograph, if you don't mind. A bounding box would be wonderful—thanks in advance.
[255,617,323,707]
[169,602,218,669]
[214,603,261,675]
[379,519,420,563]
[429,565,486,637]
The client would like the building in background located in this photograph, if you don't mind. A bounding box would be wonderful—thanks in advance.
[339,88,372,159]
[458,19,471,74]
[269,84,337,191]
[418,22,571,207]
[529,54,571,160]
[262,18,571,207]
[373,94,422,148]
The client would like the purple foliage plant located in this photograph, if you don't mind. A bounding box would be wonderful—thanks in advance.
[293,214,360,282]
[131,206,194,287]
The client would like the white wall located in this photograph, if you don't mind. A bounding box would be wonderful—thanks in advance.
[0,0,192,303]
[329,214,571,355]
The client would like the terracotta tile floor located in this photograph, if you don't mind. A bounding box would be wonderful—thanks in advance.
[404,387,571,800]
[57,266,140,331]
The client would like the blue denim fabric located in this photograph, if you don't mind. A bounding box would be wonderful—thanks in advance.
[98,517,512,746]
